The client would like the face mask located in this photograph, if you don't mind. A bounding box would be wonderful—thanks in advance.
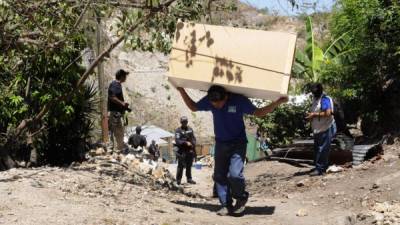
[312,90,322,98]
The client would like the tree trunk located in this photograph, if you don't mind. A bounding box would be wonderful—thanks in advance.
[0,0,178,170]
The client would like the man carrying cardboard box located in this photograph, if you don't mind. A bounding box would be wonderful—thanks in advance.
[177,85,288,216]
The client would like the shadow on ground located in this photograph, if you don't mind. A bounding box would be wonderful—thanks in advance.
[172,200,275,216]
[292,168,315,177]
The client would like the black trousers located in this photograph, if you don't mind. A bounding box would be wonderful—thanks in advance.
[176,154,193,182]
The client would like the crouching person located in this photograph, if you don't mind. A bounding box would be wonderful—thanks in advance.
[128,126,147,154]
[148,140,160,162]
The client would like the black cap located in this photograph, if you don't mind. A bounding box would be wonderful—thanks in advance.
[115,69,129,80]
[180,116,188,123]
[208,85,227,102]
[310,83,323,98]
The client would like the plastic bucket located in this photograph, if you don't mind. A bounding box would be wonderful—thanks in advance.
[194,163,202,170]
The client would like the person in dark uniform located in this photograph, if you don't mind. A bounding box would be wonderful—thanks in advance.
[128,126,147,152]
[175,116,197,185]
[148,140,160,161]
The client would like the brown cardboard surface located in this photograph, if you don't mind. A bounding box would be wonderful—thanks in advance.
[168,22,297,100]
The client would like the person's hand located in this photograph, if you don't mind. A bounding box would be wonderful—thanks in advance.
[276,96,289,104]
[124,102,129,108]
[305,112,316,120]
[186,141,192,147]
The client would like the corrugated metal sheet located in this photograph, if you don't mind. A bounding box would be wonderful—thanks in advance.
[124,125,174,146]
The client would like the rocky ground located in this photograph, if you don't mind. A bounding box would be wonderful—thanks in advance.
[1,140,400,225]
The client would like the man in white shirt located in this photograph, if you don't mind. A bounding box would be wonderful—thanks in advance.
[306,83,337,176]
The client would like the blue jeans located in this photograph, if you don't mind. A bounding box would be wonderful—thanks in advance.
[213,141,248,207]
[314,123,337,174]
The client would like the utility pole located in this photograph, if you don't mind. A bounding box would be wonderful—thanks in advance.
[96,14,109,143]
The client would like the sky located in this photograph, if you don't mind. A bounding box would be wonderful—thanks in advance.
[240,0,336,15]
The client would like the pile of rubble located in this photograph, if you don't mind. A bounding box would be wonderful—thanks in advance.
[356,201,400,225]
[198,155,214,167]
[75,147,182,192]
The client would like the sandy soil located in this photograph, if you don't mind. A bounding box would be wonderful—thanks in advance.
[1,142,400,225]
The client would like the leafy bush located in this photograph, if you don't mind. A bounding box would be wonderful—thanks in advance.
[324,0,400,137]
[38,84,97,166]
[249,99,312,148]
[0,0,211,169]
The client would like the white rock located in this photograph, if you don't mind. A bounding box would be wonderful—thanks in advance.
[374,202,390,213]
[296,209,308,217]
[296,179,309,187]
[327,165,344,173]
[95,148,105,155]
[374,213,385,222]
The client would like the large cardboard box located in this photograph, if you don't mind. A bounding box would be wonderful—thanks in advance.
[168,22,297,100]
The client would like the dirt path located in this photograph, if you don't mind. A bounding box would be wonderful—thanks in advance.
[1,144,399,225]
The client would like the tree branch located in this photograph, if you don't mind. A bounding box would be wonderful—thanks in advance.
[14,0,178,137]
[16,38,43,46]
[73,0,93,30]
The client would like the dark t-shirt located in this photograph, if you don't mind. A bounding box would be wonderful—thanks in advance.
[148,144,159,156]
[128,134,147,148]
[108,80,125,113]
[196,93,256,143]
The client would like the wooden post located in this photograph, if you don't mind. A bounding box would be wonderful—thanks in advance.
[168,137,173,163]
[96,15,109,143]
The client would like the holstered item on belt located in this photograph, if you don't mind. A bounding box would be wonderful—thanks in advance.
[111,111,122,118]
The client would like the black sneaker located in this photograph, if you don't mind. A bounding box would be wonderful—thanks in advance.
[176,180,181,185]
[309,170,323,177]
[187,179,196,184]
[233,198,248,215]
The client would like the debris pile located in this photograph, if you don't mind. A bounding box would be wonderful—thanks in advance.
[198,155,214,167]
[81,149,180,192]
[358,201,400,225]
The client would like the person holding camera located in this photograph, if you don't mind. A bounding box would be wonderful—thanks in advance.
[108,69,131,153]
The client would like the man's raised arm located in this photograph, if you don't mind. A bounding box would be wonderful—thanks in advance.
[177,87,198,112]
[253,96,288,117]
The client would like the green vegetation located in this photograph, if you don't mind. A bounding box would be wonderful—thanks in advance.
[324,0,400,137]
[249,100,311,148]
[0,0,209,169]
[0,0,398,169]
[252,0,400,145]
[293,16,352,83]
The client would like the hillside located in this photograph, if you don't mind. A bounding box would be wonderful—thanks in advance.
[99,1,317,142]
[212,0,303,33]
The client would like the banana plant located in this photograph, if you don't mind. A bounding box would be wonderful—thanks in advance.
[293,16,352,83]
